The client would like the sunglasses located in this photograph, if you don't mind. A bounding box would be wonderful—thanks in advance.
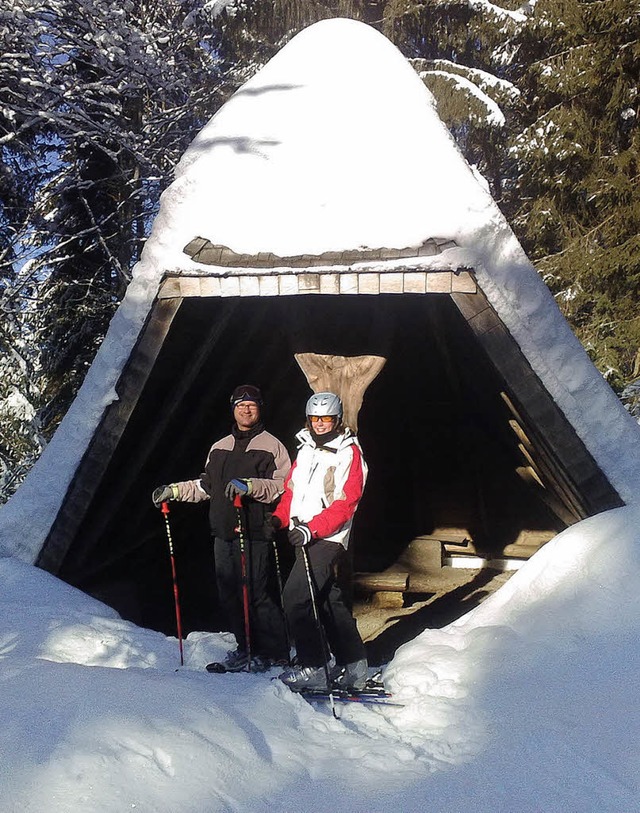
[309,415,335,424]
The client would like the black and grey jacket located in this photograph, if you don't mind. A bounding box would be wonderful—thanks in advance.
[173,422,291,540]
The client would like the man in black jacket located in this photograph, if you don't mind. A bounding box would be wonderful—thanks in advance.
[153,385,291,671]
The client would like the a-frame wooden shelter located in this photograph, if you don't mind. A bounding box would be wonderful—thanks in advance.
[2,19,639,635]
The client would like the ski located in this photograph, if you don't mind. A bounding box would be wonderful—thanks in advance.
[205,660,267,674]
[296,678,401,706]
[205,656,283,674]
[297,685,402,706]
[206,661,242,674]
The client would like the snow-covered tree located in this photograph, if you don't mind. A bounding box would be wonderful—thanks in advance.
[505,0,640,391]
[0,4,51,496]
[388,0,528,200]
[0,0,227,499]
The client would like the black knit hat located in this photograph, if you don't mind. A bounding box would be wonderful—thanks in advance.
[230,384,263,407]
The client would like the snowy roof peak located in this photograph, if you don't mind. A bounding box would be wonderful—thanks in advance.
[140,17,490,273]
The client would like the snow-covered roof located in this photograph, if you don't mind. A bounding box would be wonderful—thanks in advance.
[140,18,494,271]
[1,17,640,563]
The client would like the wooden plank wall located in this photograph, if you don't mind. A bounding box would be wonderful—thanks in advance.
[37,298,183,573]
[451,290,623,519]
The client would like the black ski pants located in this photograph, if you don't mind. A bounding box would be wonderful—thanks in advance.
[282,539,366,668]
[214,536,288,662]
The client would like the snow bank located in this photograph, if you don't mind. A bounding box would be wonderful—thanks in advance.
[3,506,640,810]
[382,505,640,809]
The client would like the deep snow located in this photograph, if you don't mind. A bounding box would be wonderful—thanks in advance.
[2,505,640,811]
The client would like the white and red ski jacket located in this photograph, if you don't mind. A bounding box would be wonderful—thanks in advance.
[273,427,367,549]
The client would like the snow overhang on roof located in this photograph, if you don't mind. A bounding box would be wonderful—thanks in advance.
[136,17,499,280]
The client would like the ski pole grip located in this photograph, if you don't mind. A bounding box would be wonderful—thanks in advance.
[161,501,170,515]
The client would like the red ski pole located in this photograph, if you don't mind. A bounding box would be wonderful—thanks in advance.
[234,494,252,672]
[161,501,184,667]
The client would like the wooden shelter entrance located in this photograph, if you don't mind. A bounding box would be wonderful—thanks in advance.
[3,17,635,667]
[36,272,622,641]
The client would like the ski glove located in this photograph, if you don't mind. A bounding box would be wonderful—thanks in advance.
[152,484,179,507]
[225,478,253,501]
[288,524,313,547]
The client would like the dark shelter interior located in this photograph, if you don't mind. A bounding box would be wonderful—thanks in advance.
[55,293,563,639]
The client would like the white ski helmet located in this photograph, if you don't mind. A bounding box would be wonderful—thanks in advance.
[305,391,343,419]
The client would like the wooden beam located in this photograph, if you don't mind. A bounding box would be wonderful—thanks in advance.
[515,465,578,526]
[37,298,183,573]
[503,392,587,521]
[353,572,409,593]
[182,236,458,268]
[509,418,534,452]
[443,528,556,559]
[158,269,477,300]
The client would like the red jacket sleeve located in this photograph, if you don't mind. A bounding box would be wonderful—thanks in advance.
[307,444,364,540]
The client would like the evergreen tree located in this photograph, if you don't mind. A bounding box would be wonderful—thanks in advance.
[34,0,228,434]
[505,0,640,391]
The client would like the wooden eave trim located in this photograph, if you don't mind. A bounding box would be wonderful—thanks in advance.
[158,268,477,299]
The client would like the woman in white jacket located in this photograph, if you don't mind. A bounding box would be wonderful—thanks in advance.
[272,392,368,691]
